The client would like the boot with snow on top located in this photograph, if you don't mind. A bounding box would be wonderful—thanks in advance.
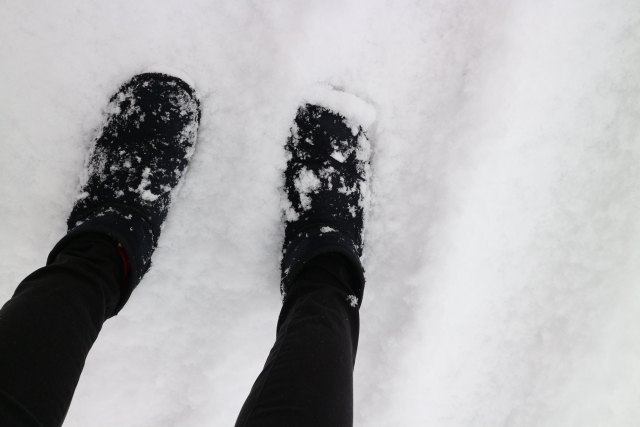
[281,87,376,307]
[49,72,201,315]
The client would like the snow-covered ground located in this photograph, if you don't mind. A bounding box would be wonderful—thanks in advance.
[2,0,640,425]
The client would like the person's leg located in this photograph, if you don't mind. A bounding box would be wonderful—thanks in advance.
[0,72,200,427]
[236,91,375,427]
[235,253,360,427]
[0,233,124,427]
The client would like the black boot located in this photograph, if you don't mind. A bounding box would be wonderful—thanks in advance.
[49,73,201,315]
[281,96,374,307]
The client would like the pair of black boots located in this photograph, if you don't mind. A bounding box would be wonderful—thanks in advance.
[53,73,371,314]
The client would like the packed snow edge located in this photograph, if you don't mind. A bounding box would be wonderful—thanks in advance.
[301,84,377,132]
[143,65,196,89]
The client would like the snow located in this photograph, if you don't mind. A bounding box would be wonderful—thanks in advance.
[144,65,196,89]
[1,0,640,426]
[136,167,160,202]
[302,83,377,133]
[331,151,347,163]
[347,295,359,308]
[293,167,321,211]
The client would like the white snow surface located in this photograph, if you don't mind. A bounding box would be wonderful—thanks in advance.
[2,1,640,426]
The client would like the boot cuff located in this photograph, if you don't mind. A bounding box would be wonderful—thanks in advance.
[48,206,155,315]
[281,224,365,305]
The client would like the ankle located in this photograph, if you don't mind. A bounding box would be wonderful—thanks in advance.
[51,207,154,315]
[299,252,359,295]
[281,224,364,306]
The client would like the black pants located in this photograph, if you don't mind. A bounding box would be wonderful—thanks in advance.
[0,233,360,427]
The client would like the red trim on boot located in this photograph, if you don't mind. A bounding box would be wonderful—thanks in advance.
[117,245,129,279]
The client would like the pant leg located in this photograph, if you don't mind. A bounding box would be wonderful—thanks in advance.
[235,253,361,427]
[0,232,124,427]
